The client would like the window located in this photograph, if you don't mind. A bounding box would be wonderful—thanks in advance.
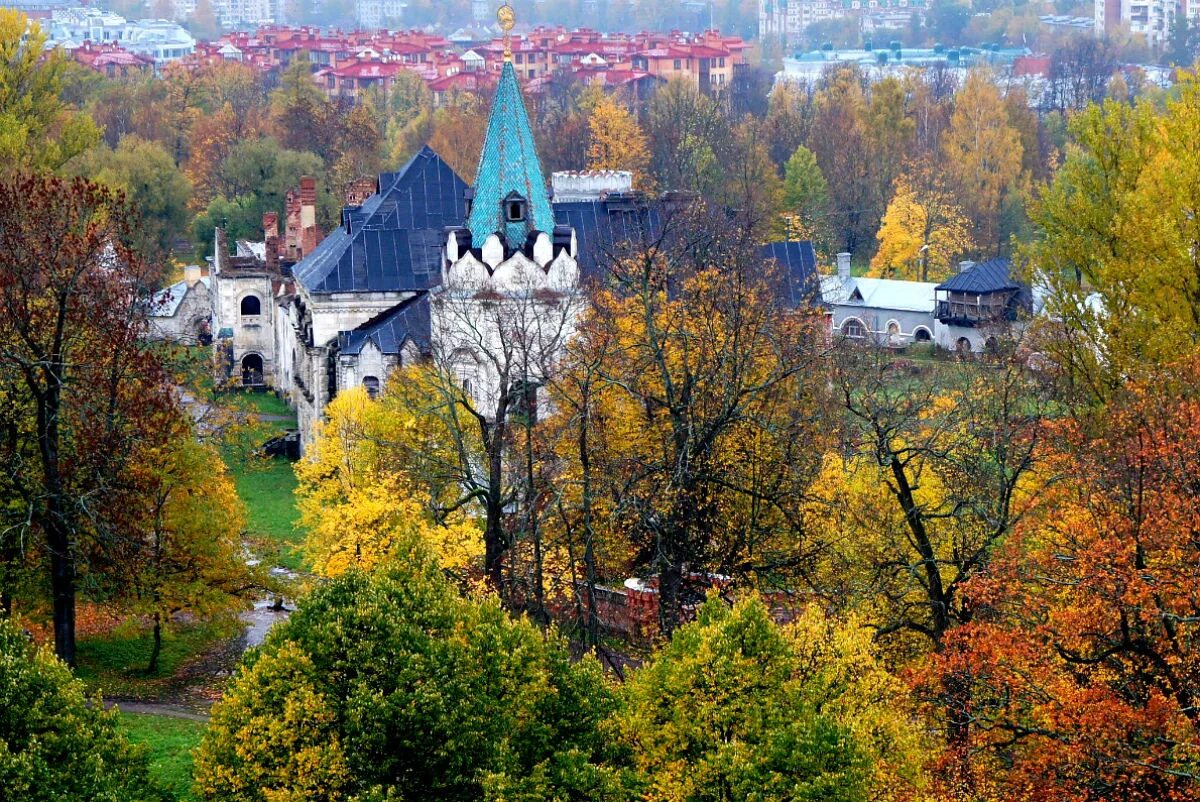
[240,295,261,316]
[673,59,681,70]
[362,376,380,399]
[515,53,523,63]
[913,327,932,342]
[506,198,526,222]
[841,318,865,338]
[719,57,725,67]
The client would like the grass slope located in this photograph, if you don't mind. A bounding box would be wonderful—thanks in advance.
[232,454,305,572]
[75,617,240,700]
[119,711,206,801]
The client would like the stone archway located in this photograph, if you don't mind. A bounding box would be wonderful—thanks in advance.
[241,353,265,386]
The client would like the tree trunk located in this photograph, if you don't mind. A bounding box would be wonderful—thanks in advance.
[658,558,684,638]
[524,418,546,626]
[147,613,163,674]
[47,515,77,667]
[578,406,601,649]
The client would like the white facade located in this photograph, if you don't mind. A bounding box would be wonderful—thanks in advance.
[431,229,581,416]
[356,0,406,28]
[48,11,195,63]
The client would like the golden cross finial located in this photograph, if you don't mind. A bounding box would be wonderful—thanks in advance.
[498,3,515,62]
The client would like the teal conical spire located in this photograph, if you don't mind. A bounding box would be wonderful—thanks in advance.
[466,60,555,250]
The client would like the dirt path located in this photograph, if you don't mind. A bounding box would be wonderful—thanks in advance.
[105,700,210,722]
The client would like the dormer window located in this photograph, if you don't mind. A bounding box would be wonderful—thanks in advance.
[503,191,527,222]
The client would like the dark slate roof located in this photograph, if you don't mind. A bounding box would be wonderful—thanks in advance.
[761,241,821,306]
[339,293,431,356]
[555,200,818,309]
[293,147,468,295]
[935,258,1021,294]
[553,199,661,283]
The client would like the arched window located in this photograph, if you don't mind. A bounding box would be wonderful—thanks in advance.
[913,327,932,342]
[506,199,526,222]
[840,318,865,338]
[956,337,972,354]
[362,376,380,400]
[240,295,262,316]
[241,353,264,386]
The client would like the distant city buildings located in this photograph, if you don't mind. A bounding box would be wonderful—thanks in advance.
[177,24,747,103]
[758,0,927,48]
[775,42,1029,83]
[46,9,195,64]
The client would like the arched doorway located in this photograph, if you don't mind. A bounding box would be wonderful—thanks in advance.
[913,327,932,343]
[241,353,264,386]
[955,337,972,355]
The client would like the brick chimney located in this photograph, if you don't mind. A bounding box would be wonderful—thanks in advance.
[836,252,852,280]
[214,226,228,271]
[298,176,320,258]
[345,175,377,207]
[284,187,301,261]
[263,211,281,273]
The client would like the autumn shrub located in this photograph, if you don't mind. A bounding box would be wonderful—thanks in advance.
[0,619,168,802]
[192,537,626,802]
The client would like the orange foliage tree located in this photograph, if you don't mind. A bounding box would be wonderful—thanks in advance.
[930,353,1200,800]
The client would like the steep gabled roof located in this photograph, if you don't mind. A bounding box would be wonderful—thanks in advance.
[292,147,467,295]
[553,199,660,283]
[762,241,820,307]
[467,60,555,249]
[935,258,1020,294]
[339,293,431,356]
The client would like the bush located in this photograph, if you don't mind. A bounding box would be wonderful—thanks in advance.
[0,619,168,802]
[193,540,626,802]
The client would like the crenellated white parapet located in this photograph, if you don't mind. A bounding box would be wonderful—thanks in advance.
[481,233,505,268]
[546,251,579,288]
[443,227,580,295]
[532,231,553,266]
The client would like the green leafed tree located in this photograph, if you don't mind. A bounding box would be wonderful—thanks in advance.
[781,144,831,245]
[616,595,875,802]
[192,539,628,802]
[70,136,193,265]
[0,619,169,802]
[0,10,100,174]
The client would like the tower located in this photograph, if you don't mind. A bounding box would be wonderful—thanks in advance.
[433,3,581,416]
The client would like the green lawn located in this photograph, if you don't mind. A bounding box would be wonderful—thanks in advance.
[119,712,207,801]
[231,453,306,572]
[75,616,240,700]
[219,388,298,423]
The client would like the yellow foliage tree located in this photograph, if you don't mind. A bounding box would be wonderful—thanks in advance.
[0,10,99,173]
[585,94,652,191]
[295,381,482,581]
[870,174,975,282]
[1022,78,1200,404]
[941,70,1025,254]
